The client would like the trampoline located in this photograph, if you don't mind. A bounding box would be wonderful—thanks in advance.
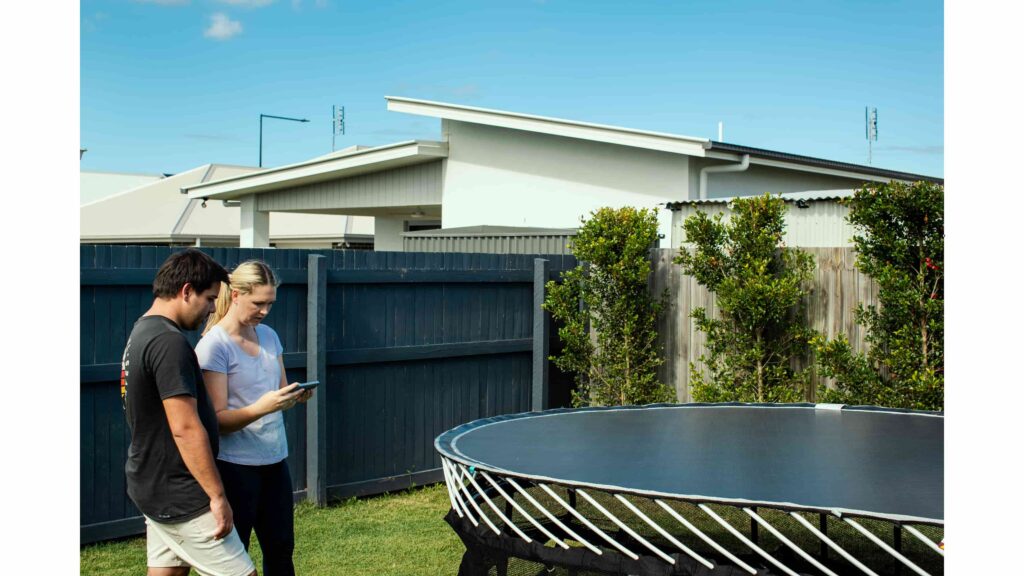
[435,403,943,576]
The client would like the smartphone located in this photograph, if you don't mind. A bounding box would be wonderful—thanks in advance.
[293,380,319,392]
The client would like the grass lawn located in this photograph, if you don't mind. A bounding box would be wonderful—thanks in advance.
[80,484,465,576]
[82,482,943,575]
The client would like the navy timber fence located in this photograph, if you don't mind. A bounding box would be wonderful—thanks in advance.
[80,245,576,544]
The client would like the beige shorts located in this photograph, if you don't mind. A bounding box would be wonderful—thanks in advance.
[145,510,255,576]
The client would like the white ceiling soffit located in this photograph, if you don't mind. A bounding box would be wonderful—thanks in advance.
[386,96,710,157]
[185,140,448,201]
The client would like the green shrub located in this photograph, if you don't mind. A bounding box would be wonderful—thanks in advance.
[544,207,675,406]
[675,194,815,402]
[814,181,944,410]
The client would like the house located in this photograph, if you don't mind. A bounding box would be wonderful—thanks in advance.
[183,97,941,250]
[80,163,374,248]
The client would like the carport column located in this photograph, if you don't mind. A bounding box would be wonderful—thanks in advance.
[374,217,406,251]
[532,258,550,411]
[240,195,270,248]
[306,254,327,506]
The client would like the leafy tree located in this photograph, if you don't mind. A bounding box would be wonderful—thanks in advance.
[814,181,943,410]
[544,207,675,406]
[675,194,815,403]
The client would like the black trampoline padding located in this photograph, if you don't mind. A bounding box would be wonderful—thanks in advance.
[436,404,943,524]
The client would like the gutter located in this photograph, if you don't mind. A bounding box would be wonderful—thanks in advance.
[699,154,750,200]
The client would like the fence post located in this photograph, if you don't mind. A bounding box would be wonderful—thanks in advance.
[532,258,550,411]
[306,254,327,506]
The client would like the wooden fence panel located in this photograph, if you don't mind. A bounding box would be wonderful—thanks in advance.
[653,248,877,402]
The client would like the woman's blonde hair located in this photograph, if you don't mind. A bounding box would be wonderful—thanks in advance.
[203,260,280,334]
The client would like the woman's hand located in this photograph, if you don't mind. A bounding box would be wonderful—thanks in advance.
[255,384,305,415]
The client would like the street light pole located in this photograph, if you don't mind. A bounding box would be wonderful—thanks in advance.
[259,113,310,167]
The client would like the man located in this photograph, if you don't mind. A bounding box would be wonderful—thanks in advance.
[121,249,256,576]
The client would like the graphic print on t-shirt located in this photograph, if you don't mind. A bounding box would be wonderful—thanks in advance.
[121,337,131,410]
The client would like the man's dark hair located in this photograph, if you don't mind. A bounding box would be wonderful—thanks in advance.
[152,249,229,299]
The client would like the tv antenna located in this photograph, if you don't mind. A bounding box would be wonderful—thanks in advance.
[332,105,346,151]
[865,107,878,165]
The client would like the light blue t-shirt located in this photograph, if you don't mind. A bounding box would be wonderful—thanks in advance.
[195,324,289,466]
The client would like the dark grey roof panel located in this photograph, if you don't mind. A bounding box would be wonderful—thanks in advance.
[710,141,943,184]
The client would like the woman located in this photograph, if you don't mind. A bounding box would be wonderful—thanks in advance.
[195,260,309,576]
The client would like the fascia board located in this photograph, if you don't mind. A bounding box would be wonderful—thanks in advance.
[186,141,448,200]
[387,96,709,157]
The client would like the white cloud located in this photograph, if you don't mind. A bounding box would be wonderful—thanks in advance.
[291,0,329,9]
[881,145,944,156]
[216,0,274,7]
[204,13,243,40]
[133,0,191,5]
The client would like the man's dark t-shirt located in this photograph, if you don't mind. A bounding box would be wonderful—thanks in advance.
[122,315,219,523]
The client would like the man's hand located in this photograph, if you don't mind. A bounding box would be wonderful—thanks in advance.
[163,395,233,539]
[209,494,234,540]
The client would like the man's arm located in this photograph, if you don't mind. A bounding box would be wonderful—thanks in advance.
[163,395,233,539]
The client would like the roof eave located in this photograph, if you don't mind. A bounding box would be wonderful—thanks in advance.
[386,95,710,157]
[184,140,448,201]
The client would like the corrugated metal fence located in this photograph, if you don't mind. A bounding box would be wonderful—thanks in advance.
[81,245,575,544]
[402,230,577,255]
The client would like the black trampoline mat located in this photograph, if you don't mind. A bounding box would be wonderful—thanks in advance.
[437,405,943,523]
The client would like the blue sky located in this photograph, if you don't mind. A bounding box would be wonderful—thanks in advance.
[80,0,943,177]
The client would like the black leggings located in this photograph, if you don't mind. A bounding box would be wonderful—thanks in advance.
[217,459,295,576]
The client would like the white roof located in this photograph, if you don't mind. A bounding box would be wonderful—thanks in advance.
[386,96,710,157]
[185,140,448,200]
[81,164,373,244]
[385,97,940,184]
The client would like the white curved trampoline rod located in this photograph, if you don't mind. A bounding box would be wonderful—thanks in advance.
[477,470,569,550]
[655,498,761,573]
[655,499,757,575]
[902,525,945,557]
[452,464,501,535]
[454,463,533,543]
[842,518,931,576]
[538,483,641,561]
[743,508,840,576]
[788,512,880,576]
[614,495,714,570]
[576,489,675,565]
[504,477,603,556]
[698,503,801,576]
[439,458,464,519]
[441,459,477,526]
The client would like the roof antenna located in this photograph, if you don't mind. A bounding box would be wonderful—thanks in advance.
[332,104,346,151]
[865,107,878,165]
[718,121,723,142]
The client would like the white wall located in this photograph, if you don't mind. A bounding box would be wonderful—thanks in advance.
[688,158,871,199]
[442,121,690,247]
[374,217,406,251]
